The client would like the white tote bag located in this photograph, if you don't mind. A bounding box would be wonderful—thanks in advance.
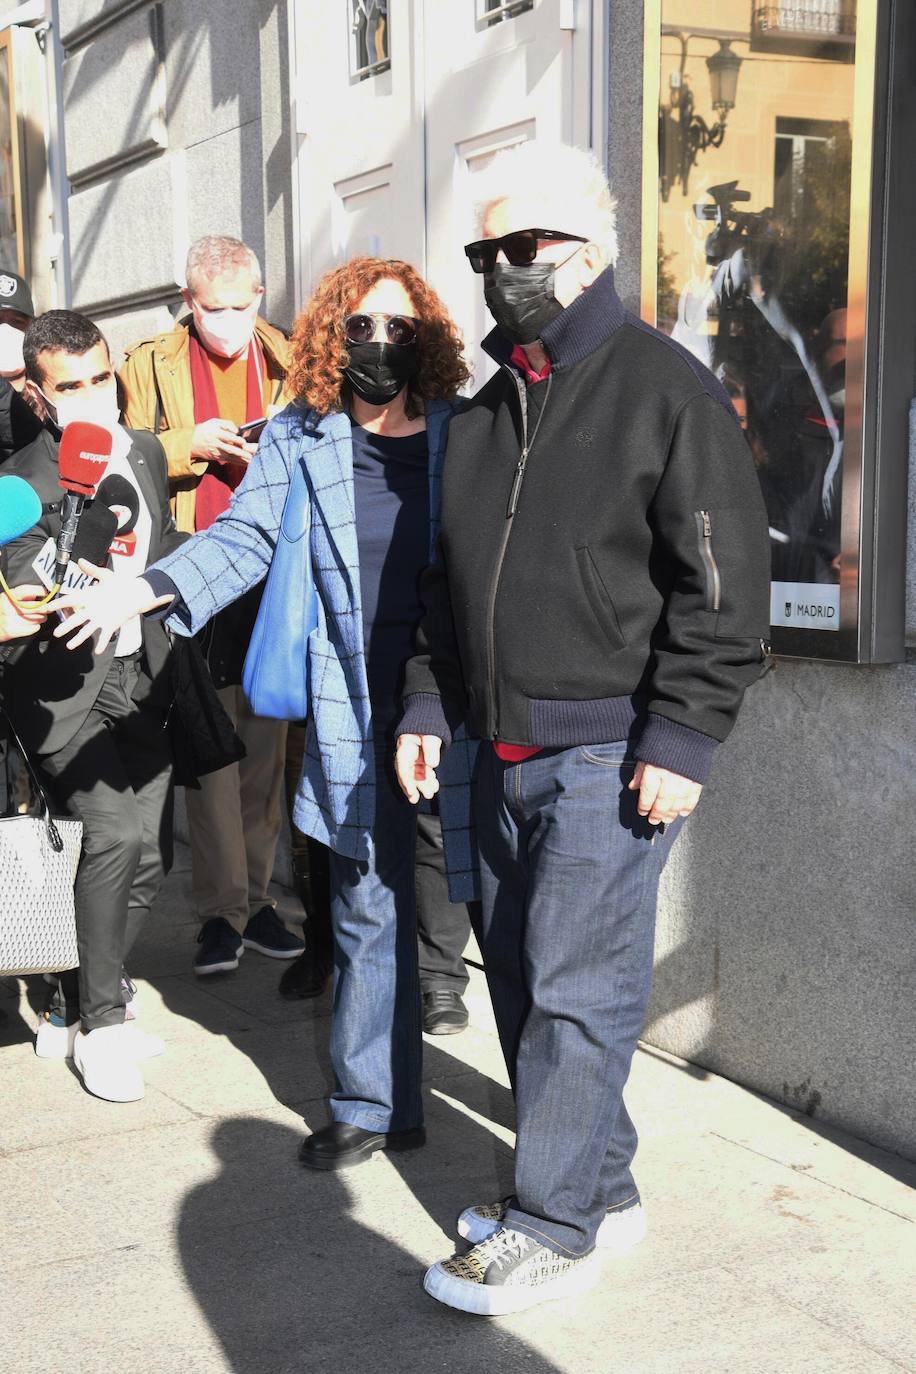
[0,714,81,976]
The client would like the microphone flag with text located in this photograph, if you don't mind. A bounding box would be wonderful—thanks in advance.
[54,422,112,587]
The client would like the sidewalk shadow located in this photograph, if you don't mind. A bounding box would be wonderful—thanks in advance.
[178,1115,560,1374]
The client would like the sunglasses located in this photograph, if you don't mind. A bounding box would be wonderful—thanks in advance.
[463,228,588,275]
[343,312,419,346]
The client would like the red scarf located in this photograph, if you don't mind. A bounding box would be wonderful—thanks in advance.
[189,327,265,531]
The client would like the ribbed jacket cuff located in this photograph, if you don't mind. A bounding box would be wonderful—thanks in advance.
[397,693,452,750]
[634,713,718,784]
[144,569,193,630]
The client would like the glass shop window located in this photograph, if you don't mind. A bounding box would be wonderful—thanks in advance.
[651,0,859,635]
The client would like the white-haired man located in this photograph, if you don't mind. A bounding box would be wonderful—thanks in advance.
[396,142,771,1315]
[120,236,304,975]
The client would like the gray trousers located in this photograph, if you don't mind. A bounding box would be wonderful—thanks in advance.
[40,655,173,1032]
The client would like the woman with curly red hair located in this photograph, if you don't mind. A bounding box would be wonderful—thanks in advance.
[55,257,479,1167]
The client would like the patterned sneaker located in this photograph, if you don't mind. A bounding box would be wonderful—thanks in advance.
[457,1198,647,1255]
[121,973,138,1021]
[424,1226,600,1316]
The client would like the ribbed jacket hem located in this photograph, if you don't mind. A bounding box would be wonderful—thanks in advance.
[527,694,641,746]
[398,693,453,750]
[634,712,718,784]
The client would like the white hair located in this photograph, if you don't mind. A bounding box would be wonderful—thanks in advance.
[185,235,262,294]
[475,141,619,266]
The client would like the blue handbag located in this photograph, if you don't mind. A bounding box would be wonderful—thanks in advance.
[242,443,319,720]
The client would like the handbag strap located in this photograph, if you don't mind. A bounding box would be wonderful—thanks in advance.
[1,710,65,853]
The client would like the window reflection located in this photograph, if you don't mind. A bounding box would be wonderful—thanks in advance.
[655,0,857,614]
[482,1,534,25]
[351,0,389,80]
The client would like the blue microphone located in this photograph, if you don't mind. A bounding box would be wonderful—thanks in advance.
[0,474,42,546]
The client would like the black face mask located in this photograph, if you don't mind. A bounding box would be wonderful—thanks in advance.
[344,341,419,406]
[483,262,565,345]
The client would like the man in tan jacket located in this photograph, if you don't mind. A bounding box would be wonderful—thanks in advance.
[120,235,304,976]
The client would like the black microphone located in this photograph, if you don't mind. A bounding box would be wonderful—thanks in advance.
[71,500,118,569]
[54,422,113,586]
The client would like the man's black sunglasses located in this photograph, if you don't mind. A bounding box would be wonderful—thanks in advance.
[464,228,588,275]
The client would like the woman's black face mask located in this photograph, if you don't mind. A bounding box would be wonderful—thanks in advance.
[344,341,419,406]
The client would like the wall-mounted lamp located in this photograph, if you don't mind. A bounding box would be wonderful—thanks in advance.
[660,37,743,200]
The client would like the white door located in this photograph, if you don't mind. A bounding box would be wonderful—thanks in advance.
[289,0,602,381]
[289,0,426,296]
[423,0,600,382]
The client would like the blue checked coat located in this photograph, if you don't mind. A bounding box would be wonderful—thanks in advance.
[154,399,479,903]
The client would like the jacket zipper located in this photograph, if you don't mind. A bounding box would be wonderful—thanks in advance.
[485,368,553,738]
[697,509,722,613]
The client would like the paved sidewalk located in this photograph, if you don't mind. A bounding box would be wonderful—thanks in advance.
[1,842,914,1374]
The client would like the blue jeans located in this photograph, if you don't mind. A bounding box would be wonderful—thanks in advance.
[327,742,423,1133]
[476,741,685,1257]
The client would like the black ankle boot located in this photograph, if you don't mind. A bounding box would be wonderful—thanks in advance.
[278,942,333,999]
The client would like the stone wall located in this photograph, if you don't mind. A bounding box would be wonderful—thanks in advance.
[58,0,295,362]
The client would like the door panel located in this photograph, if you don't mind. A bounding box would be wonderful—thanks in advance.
[291,1,425,294]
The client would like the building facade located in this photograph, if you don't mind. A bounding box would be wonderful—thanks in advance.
[3,0,913,1161]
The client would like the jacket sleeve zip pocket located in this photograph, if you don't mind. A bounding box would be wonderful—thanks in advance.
[695,510,721,613]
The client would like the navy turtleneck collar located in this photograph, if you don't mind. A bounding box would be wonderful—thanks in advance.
[481,265,627,373]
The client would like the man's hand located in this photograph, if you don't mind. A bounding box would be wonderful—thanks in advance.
[628,761,702,826]
[191,418,257,466]
[0,585,50,642]
[52,562,172,654]
[395,733,442,804]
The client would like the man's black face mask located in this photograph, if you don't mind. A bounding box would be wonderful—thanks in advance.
[483,262,565,346]
[344,341,419,406]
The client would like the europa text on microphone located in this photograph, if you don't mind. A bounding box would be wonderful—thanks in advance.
[53,421,112,588]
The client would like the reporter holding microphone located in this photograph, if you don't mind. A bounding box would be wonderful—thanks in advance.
[2,310,186,1102]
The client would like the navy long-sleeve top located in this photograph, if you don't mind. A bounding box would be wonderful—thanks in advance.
[351,423,430,720]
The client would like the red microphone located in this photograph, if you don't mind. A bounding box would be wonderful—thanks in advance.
[54,421,113,586]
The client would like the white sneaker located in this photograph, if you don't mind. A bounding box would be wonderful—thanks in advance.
[73,1026,145,1102]
[120,1023,164,1060]
[458,1198,647,1254]
[425,1226,600,1316]
[35,1013,79,1060]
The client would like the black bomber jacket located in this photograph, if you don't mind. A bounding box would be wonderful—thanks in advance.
[399,267,771,783]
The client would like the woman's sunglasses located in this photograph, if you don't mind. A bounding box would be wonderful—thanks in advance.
[343,312,419,346]
[463,228,588,275]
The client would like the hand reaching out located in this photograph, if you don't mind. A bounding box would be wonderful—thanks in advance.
[52,561,173,653]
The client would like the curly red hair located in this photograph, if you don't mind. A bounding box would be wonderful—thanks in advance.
[287,257,470,418]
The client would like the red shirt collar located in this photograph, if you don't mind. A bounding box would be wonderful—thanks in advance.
[510,343,551,385]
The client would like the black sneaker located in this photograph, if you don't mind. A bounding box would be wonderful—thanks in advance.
[424,1226,600,1316]
[422,989,469,1035]
[194,917,244,976]
[242,905,305,960]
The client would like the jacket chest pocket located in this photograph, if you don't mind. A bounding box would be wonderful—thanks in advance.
[694,508,770,640]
